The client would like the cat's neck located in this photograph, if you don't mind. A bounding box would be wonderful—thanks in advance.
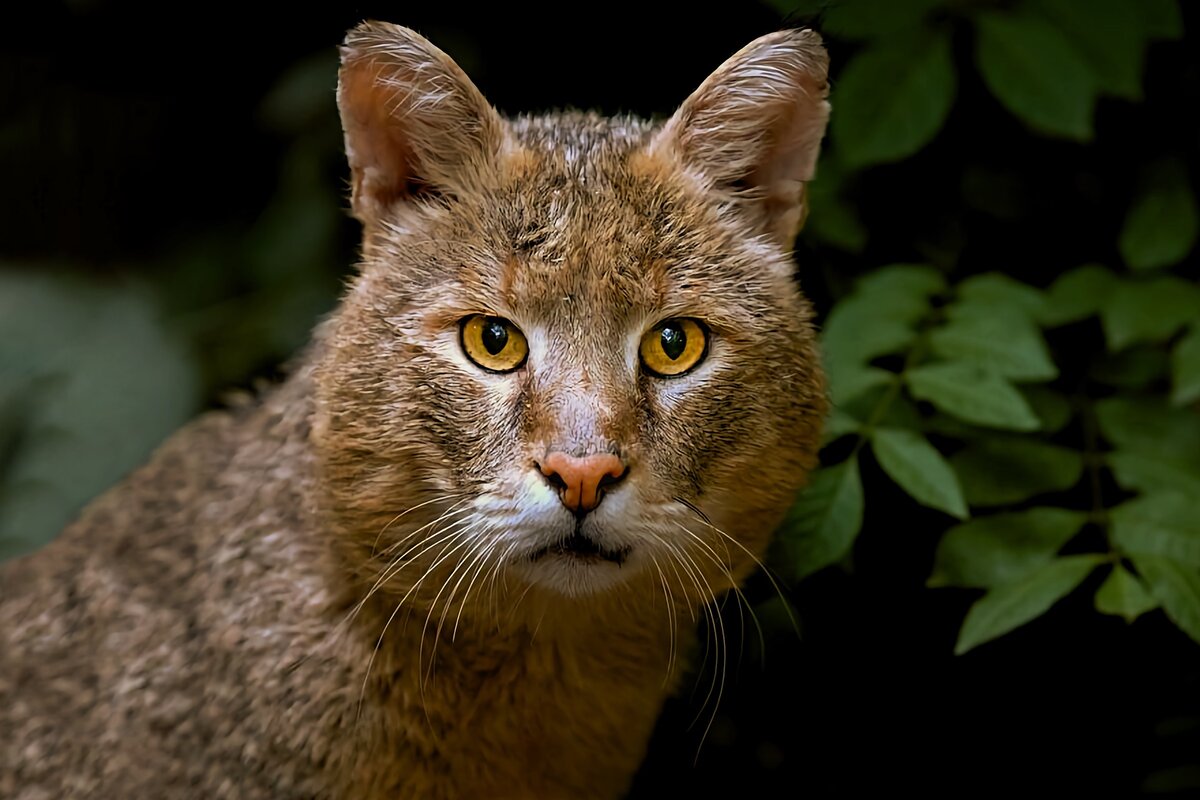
[310,574,688,800]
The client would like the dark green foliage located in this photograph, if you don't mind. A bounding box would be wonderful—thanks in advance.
[776,0,1200,660]
[1094,563,1158,623]
[975,10,1099,140]
[953,554,1104,654]
[829,31,956,168]
[928,508,1088,589]
[1120,159,1199,271]
[783,454,864,578]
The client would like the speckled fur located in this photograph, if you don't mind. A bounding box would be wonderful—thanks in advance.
[1,23,829,799]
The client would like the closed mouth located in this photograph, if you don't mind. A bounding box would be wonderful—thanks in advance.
[529,532,631,565]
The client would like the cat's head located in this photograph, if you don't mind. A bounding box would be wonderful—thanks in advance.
[314,22,828,608]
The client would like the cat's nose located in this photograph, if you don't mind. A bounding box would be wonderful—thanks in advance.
[537,452,628,516]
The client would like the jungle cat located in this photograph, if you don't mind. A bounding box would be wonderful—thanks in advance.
[0,22,829,799]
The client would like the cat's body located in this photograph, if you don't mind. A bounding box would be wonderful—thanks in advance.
[1,23,829,799]
[2,371,675,798]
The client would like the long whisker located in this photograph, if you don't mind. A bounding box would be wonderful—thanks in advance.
[450,528,502,641]
[645,548,679,686]
[431,522,498,662]
[349,508,476,627]
[356,524,473,722]
[482,540,518,630]
[377,497,475,558]
[371,493,468,555]
[416,524,488,693]
[675,498,801,645]
[674,521,764,667]
[657,533,727,761]
[352,508,486,720]
[339,504,475,646]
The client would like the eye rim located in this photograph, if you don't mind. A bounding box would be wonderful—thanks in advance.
[459,314,529,374]
[639,317,710,379]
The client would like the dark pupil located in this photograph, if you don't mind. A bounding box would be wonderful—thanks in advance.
[481,319,509,355]
[660,324,687,361]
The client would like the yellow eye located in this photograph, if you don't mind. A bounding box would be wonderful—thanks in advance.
[639,318,708,377]
[460,315,529,373]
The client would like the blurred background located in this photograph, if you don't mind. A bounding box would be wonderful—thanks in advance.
[3,0,1199,794]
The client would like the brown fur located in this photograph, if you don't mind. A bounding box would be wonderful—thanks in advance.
[0,23,829,799]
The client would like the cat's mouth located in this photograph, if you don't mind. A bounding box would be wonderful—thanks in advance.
[529,531,632,566]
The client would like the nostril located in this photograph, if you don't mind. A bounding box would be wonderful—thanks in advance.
[538,463,568,491]
[597,466,627,490]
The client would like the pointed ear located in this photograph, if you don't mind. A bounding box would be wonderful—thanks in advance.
[337,22,507,223]
[650,29,830,249]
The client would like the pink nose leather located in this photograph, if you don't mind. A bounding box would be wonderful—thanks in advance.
[539,452,627,514]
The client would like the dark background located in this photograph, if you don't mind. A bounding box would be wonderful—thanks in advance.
[3,1,1199,794]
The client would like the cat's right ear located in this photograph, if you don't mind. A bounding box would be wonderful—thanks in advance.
[649,29,830,250]
[337,22,507,224]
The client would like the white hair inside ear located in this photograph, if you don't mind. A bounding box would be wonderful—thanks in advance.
[649,29,831,248]
[337,21,509,224]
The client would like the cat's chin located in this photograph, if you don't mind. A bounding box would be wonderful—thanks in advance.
[516,547,639,597]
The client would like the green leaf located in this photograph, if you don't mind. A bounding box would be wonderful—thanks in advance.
[1101,276,1200,351]
[1172,325,1200,406]
[854,263,947,306]
[975,11,1099,140]
[804,154,867,253]
[783,456,864,579]
[838,385,924,433]
[819,0,943,40]
[957,273,1047,319]
[805,191,867,252]
[923,412,989,441]
[1089,346,1170,389]
[1022,386,1073,433]
[906,361,1040,431]
[930,508,1088,589]
[950,438,1084,507]
[1141,0,1184,41]
[822,406,863,446]
[1119,159,1199,271]
[1111,493,1200,567]
[830,365,896,407]
[822,277,927,362]
[1095,395,1200,463]
[955,555,1103,654]
[1038,264,1116,327]
[831,32,957,168]
[822,265,942,389]
[1034,0,1148,100]
[1094,564,1158,623]
[0,272,201,559]
[870,428,968,519]
[1134,555,1200,644]
[1108,451,1200,498]
[929,311,1058,381]
[822,306,915,363]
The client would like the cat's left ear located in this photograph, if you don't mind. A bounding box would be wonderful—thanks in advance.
[650,29,830,249]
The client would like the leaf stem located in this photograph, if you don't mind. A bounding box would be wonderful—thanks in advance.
[1076,393,1110,531]
[850,309,942,457]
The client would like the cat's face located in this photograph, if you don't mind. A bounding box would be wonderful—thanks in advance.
[315,24,828,607]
